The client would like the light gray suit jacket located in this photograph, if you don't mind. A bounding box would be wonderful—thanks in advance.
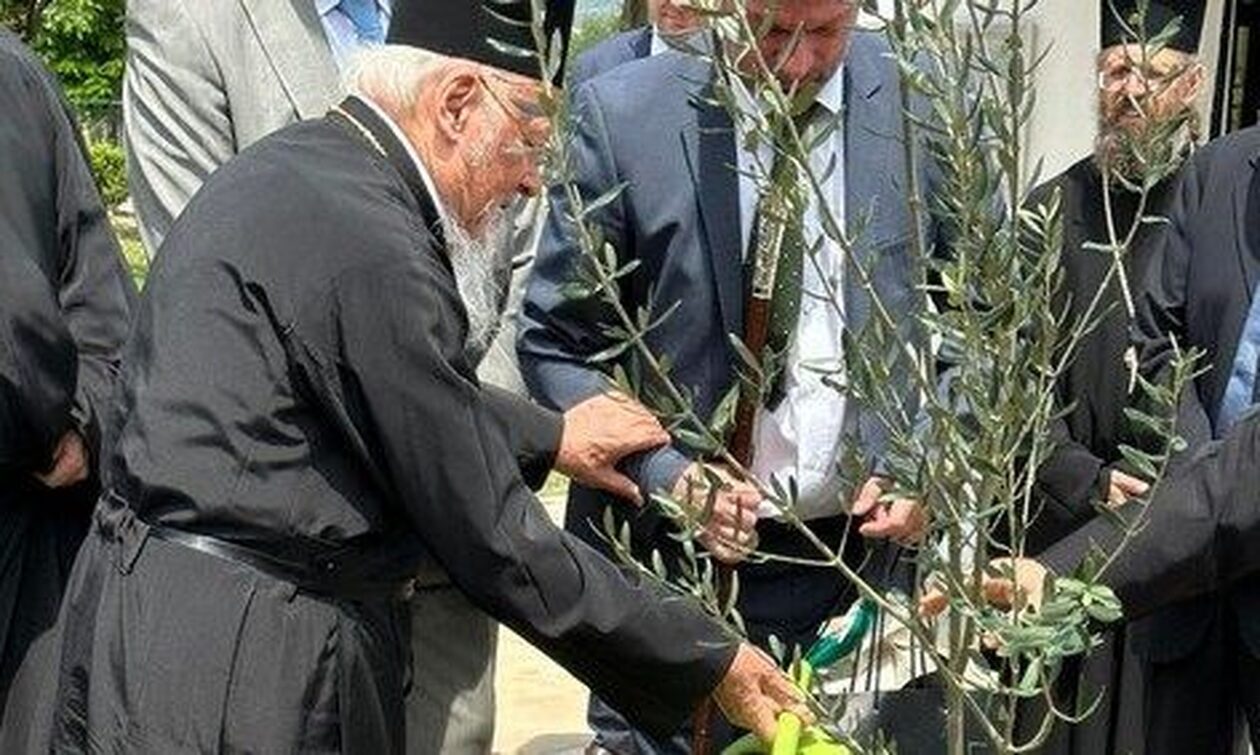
[123,0,341,255]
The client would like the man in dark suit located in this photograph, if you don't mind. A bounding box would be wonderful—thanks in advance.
[519,1,944,751]
[569,0,700,86]
[1123,122,1260,753]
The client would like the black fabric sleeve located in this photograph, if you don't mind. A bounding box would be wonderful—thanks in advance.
[0,251,76,473]
[481,383,563,490]
[1133,162,1212,453]
[333,256,736,738]
[1041,410,1260,621]
[1030,421,1108,551]
[42,65,138,457]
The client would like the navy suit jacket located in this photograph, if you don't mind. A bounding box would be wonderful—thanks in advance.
[1132,126,1260,659]
[570,26,653,86]
[518,32,944,552]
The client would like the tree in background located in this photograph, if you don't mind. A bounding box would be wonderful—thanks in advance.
[3,0,125,123]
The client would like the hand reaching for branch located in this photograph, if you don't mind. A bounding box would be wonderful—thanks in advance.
[918,557,1050,618]
[34,430,89,489]
[851,476,926,544]
[673,462,761,564]
[712,643,813,743]
[1106,469,1149,508]
[555,392,670,504]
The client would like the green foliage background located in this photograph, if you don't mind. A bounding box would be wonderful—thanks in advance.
[2,0,125,117]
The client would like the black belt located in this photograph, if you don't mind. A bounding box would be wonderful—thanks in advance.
[100,491,415,602]
[145,525,416,602]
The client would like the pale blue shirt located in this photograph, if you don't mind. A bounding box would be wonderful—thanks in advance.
[315,0,393,70]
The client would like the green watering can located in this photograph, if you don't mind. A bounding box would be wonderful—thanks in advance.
[720,599,877,755]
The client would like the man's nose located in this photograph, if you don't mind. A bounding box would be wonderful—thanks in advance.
[778,42,815,88]
[1120,72,1148,98]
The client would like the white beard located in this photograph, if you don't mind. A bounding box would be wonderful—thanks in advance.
[441,207,512,364]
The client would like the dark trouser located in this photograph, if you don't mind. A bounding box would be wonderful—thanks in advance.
[1143,605,1260,755]
[0,482,92,716]
[588,516,863,755]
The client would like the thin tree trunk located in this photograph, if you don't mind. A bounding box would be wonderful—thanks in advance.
[22,0,44,43]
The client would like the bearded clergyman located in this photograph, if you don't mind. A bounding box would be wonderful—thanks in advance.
[0,2,809,752]
[1022,2,1204,753]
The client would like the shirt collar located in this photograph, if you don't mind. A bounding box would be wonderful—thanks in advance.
[650,28,668,56]
[814,63,844,115]
[730,63,846,124]
[315,0,391,18]
[357,96,449,222]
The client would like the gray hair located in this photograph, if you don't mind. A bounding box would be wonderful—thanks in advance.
[342,45,451,114]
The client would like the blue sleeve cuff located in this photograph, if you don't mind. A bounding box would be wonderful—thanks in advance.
[623,443,693,500]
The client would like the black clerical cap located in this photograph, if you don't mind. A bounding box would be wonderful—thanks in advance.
[387,0,576,85]
[1100,1,1205,53]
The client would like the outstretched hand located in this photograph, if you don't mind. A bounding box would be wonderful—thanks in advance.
[712,643,813,743]
[919,557,1051,618]
[555,392,670,504]
[851,476,926,544]
[672,462,761,564]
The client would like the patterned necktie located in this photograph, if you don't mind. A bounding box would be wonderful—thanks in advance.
[760,106,818,410]
[338,0,384,44]
[1217,284,1260,436]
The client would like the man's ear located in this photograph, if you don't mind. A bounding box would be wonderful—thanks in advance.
[434,66,483,143]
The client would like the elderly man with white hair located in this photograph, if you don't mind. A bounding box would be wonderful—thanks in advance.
[0,2,808,753]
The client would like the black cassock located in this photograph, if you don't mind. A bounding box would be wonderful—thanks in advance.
[1043,406,1260,623]
[1031,156,1180,547]
[1019,157,1180,755]
[0,31,136,713]
[7,96,734,754]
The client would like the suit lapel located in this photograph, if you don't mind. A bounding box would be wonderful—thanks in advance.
[843,34,895,246]
[239,0,341,120]
[683,84,743,338]
[630,26,653,59]
[843,33,895,330]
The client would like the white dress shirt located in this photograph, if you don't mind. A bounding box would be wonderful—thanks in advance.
[731,68,849,521]
[315,0,393,70]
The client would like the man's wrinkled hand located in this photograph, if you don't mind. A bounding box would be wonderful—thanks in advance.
[673,462,760,564]
[712,643,813,743]
[851,476,926,544]
[555,392,670,504]
[1106,470,1149,508]
[919,557,1050,618]
[35,430,89,489]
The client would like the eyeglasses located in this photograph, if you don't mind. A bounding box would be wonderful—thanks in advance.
[1097,61,1192,92]
[477,74,549,160]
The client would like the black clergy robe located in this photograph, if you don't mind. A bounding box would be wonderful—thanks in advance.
[6,95,735,754]
[1041,406,1260,625]
[0,30,136,715]
[1030,156,1180,549]
[1018,157,1181,755]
